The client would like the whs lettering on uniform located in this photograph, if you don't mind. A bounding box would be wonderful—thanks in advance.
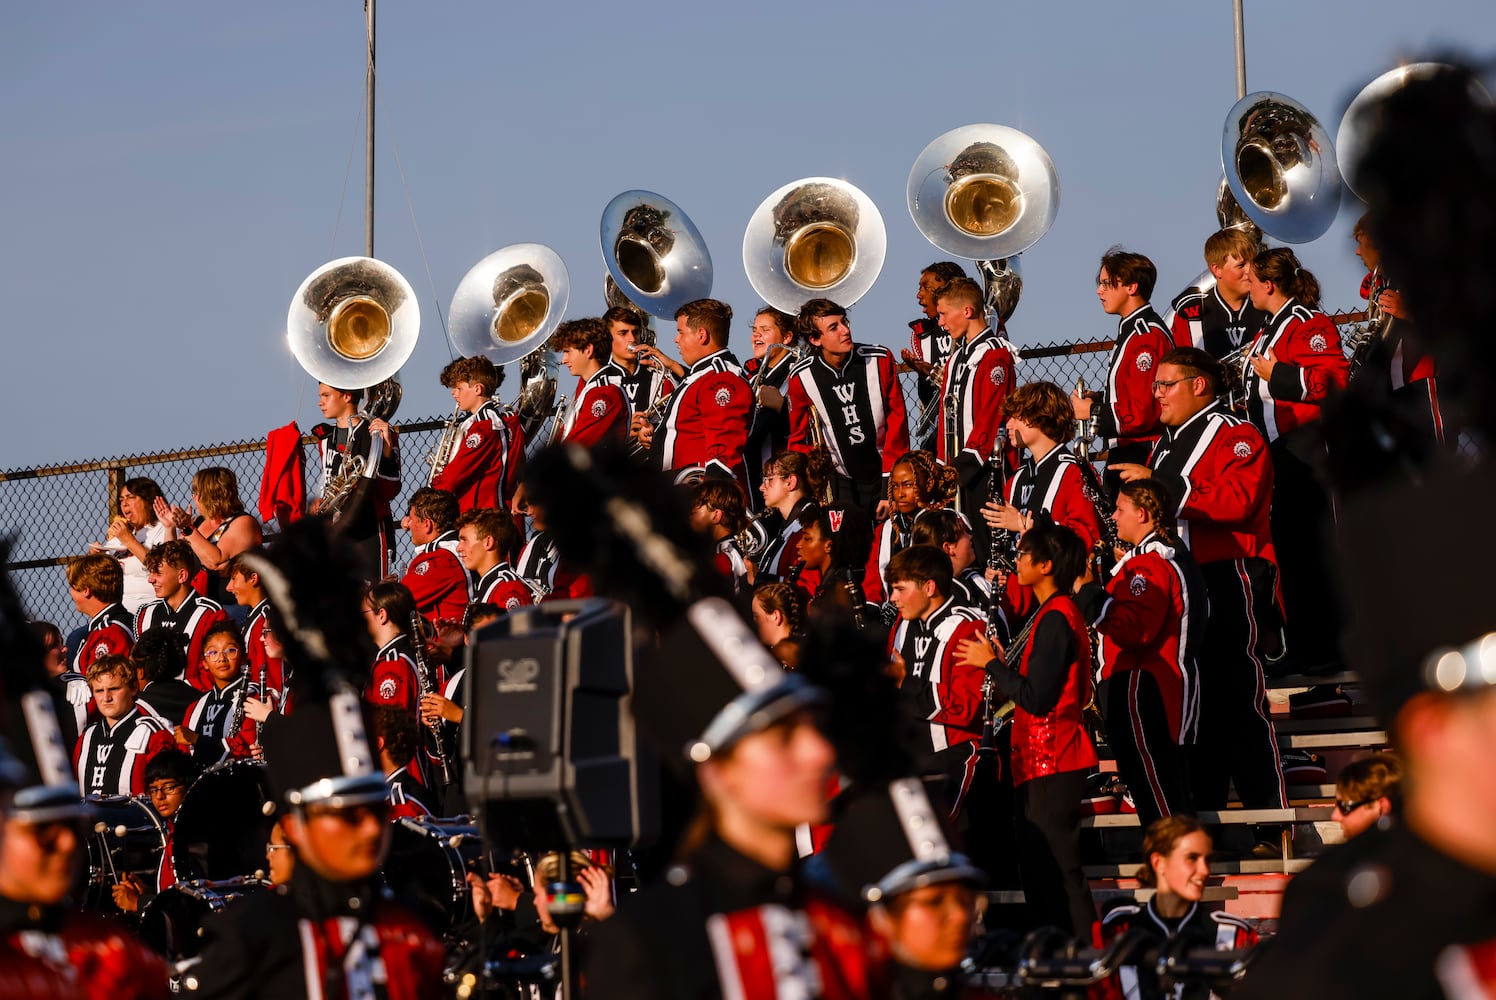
[915,636,934,661]
[831,383,867,445]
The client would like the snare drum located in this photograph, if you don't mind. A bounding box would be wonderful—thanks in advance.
[83,795,167,913]
[383,816,484,936]
[171,760,272,882]
[140,877,268,962]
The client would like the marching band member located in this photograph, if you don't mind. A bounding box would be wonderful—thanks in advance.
[690,477,751,594]
[799,502,878,625]
[135,540,228,690]
[743,306,801,504]
[1110,348,1287,852]
[585,604,875,999]
[933,277,1016,560]
[551,316,631,447]
[901,261,967,452]
[130,628,200,728]
[399,487,471,626]
[866,451,957,607]
[373,707,437,820]
[1093,817,1257,1000]
[112,749,198,912]
[66,553,135,673]
[430,355,519,512]
[1166,228,1267,358]
[756,449,828,582]
[1073,248,1172,495]
[454,507,533,613]
[909,509,988,615]
[1075,479,1206,827]
[885,545,988,812]
[191,522,445,998]
[751,581,805,669]
[956,518,1098,938]
[1241,247,1350,675]
[361,582,426,716]
[224,553,286,707]
[787,298,910,517]
[606,304,673,417]
[176,623,257,765]
[310,382,401,577]
[635,298,752,483]
[74,654,173,796]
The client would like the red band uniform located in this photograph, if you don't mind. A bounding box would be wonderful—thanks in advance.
[787,345,909,514]
[429,400,517,512]
[936,326,1017,561]
[312,416,401,578]
[653,349,752,484]
[1167,284,1267,359]
[561,361,631,448]
[73,706,174,797]
[1095,307,1172,492]
[401,533,470,627]
[136,594,228,692]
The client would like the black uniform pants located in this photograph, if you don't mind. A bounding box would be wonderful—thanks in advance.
[1188,559,1287,816]
[1014,768,1096,938]
[1100,670,1190,828]
[1269,430,1343,673]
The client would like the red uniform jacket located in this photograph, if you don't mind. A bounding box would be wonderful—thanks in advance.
[73,604,135,674]
[1090,534,1204,745]
[474,563,535,613]
[367,635,425,714]
[1243,298,1350,442]
[888,598,988,757]
[1002,447,1105,621]
[787,345,909,484]
[402,536,471,626]
[1091,899,1258,1000]
[182,676,257,764]
[655,349,752,479]
[430,399,512,511]
[862,512,912,605]
[1000,595,1098,786]
[1148,402,1276,568]
[1095,306,1171,448]
[1,911,169,1000]
[136,593,228,691]
[936,328,1016,471]
[562,363,631,448]
[74,707,173,797]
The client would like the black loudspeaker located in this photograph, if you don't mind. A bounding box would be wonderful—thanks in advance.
[462,598,659,849]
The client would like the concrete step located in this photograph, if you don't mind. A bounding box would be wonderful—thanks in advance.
[1266,671,1359,689]
[986,885,1239,906]
[1279,730,1388,749]
[1273,716,1381,733]
[1083,859,1314,878]
[1081,807,1331,829]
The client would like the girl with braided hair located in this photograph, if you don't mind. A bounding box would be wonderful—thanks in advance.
[865,450,958,607]
[1073,478,1209,827]
[751,581,806,669]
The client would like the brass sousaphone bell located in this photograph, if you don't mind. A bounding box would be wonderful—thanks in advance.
[600,190,713,320]
[743,177,887,312]
[907,124,1060,323]
[1221,91,1341,244]
[287,256,420,393]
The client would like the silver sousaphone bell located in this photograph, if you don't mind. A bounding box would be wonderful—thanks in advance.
[448,243,571,365]
[1336,63,1491,203]
[743,177,886,312]
[287,256,421,392]
[907,124,1059,323]
[600,190,713,320]
[1221,91,1341,244]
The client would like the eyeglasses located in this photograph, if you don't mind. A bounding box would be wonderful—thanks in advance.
[1096,277,1122,289]
[147,782,184,798]
[265,842,292,854]
[1151,377,1193,393]
[1335,796,1378,815]
[204,648,241,660]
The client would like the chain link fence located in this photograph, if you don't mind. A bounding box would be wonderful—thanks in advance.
[2,339,1117,628]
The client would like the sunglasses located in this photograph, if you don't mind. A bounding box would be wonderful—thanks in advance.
[1335,796,1378,815]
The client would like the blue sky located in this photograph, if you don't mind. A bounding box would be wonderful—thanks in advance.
[3,1,1493,470]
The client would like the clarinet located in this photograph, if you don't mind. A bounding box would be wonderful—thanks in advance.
[409,613,457,787]
[986,427,1014,574]
[978,607,1039,746]
[838,568,870,630]
[227,665,250,751]
[254,660,267,745]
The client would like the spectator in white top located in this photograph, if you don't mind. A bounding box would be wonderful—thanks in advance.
[91,477,170,614]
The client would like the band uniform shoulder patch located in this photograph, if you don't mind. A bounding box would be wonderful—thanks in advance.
[591,399,607,418]
[379,677,397,701]
[505,596,522,610]
[714,387,733,407]
[990,366,1007,387]
[1233,440,1253,459]
[415,561,430,575]
[1129,574,1148,597]
[1135,351,1154,372]
[94,642,110,659]
[1309,333,1328,352]
[464,433,482,450]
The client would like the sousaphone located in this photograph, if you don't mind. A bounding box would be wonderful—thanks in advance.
[448,243,572,440]
[600,190,713,320]
[1221,91,1341,243]
[907,124,1060,323]
[287,256,420,394]
[743,177,886,312]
